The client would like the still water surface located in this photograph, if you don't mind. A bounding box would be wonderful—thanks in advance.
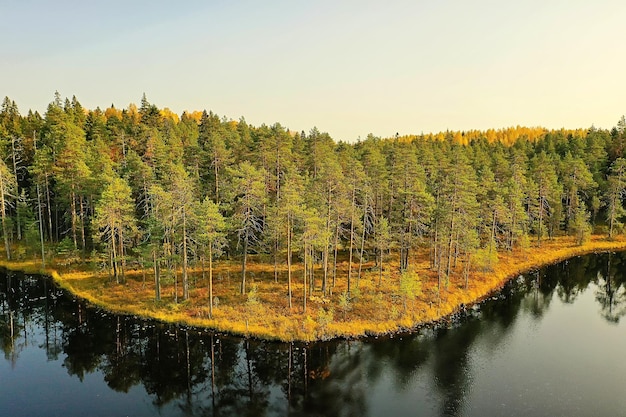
[2,252,626,416]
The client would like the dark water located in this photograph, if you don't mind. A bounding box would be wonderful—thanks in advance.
[2,253,626,417]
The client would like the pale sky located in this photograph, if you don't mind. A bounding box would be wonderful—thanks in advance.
[2,0,626,141]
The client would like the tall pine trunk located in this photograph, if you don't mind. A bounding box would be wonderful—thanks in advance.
[347,185,356,293]
[322,187,332,295]
[111,224,118,283]
[182,209,189,300]
[208,242,214,318]
[287,213,292,309]
[34,132,46,267]
[357,211,367,285]
[332,215,340,290]
[241,232,248,295]
[0,167,10,260]
[119,225,125,282]
[70,182,78,250]
[45,174,53,241]
[153,250,161,301]
[11,137,21,241]
[214,154,220,204]
[302,237,307,312]
[79,196,86,251]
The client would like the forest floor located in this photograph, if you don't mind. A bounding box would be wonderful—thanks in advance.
[3,234,626,342]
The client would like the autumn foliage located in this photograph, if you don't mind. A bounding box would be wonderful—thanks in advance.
[2,93,626,340]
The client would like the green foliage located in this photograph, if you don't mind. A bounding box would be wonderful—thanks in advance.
[316,308,334,335]
[55,237,79,264]
[22,219,42,258]
[518,233,531,253]
[338,290,352,320]
[474,239,499,272]
[606,158,626,238]
[246,283,260,306]
[399,267,422,311]
[194,198,227,257]
[570,206,592,245]
[5,93,626,328]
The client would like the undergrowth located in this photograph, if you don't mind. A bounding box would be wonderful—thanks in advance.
[2,234,626,341]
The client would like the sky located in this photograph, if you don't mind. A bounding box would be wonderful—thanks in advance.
[2,0,626,141]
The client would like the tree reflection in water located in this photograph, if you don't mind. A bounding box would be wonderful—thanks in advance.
[2,252,626,416]
[595,252,626,323]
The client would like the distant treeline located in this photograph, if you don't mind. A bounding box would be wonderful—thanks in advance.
[1,92,626,305]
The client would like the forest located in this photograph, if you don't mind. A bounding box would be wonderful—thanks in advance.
[1,92,626,339]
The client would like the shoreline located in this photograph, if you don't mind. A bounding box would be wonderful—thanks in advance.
[2,235,626,342]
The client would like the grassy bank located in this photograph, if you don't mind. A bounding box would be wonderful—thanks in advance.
[3,235,626,341]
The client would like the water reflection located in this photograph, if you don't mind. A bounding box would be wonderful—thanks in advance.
[2,252,626,416]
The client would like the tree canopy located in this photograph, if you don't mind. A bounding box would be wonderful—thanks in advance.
[1,93,626,314]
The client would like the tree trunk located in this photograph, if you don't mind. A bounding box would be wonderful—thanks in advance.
[79,196,86,251]
[538,193,543,247]
[36,181,45,266]
[446,220,455,281]
[70,183,78,250]
[214,153,220,204]
[432,218,439,270]
[209,242,213,318]
[464,253,471,289]
[11,138,21,241]
[357,211,367,285]
[322,188,332,295]
[45,174,53,241]
[302,239,307,313]
[378,241,383,286]
[174,265,178,303]
[182,209,189,300]
[0,168,10,260]
[406,219,413,270]
[141,256,146,288]
[332,217,340,290]
[446,185,458,280]
[241,233,248,295]
[287,213,292,309]
[491,211,497,253]
[274,239,278,283]
[347,185,356,293]
[309,246,315,292]
[111,226,118,283]
[33,132,46,267]
[509,201,517,250]
[153,250,160,301]
[119,226,125,282]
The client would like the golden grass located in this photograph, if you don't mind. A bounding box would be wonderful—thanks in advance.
[2,234,626,342]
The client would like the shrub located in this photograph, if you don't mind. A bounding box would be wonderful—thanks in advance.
[474,239,499,272]
[399,267,422,312]
[338,291,351,320]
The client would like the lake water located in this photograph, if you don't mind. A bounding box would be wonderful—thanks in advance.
[2,252,626,416]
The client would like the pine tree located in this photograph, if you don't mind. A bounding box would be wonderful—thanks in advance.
[167,164,196,300]
[278,172,306,309]
[198,111,232,203]
[606,158,626,238]
[48,96,91,250]
[0,158,16,259]
[529,151,562,246]
[310,137,345,295]
[560,152,596,231]
[93,176,137,282]
[226,161,266,294]
[436,146,478,290]
[194,198,227,318]
[374,216,391,286]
